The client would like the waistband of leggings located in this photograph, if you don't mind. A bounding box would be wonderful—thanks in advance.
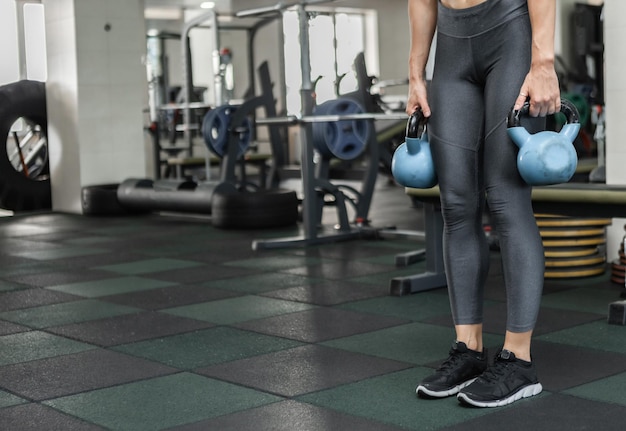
[437,0,528,37]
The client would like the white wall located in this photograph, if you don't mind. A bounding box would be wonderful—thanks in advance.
[44,0,149,213]
[0,0,20,85]
[602,0,626,259]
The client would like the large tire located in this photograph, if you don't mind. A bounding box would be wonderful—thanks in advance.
[212,188,299,229]
[0,80,51,211]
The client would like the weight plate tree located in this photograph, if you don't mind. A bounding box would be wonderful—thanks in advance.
[0,80,51,211]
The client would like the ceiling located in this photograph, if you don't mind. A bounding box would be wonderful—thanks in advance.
[144,0,233,14]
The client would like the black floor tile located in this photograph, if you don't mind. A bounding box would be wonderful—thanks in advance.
[177,246,285,265]
[0,320,29,336]
[0,403,106,431]
[287,241,407,260]
[281,260,396,280]
[440,393,626,431]
[0,288,80,312]
[15,213,102,229]
[25,230,92,243]
[0,237,62,252]
[50,251,150,270]
[0,254,40,267]
[0,349,177,401]
[100,284,243,310]
[196,344,413,397]
[167,399,410,431]
[47,311,214,347]
[532,340,626,392]
[3,269,121,288]
[234,307,409,343]
[144,264,263,284]
[0,223,61,238]
[261,279,389,306]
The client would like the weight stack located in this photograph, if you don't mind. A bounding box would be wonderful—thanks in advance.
[536,214,611,279]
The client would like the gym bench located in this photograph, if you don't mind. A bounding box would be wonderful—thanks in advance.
[395,183,626,323]
[166,153,272,185]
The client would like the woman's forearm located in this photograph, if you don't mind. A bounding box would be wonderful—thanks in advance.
[408,0,438,83]
[527,0,556,67]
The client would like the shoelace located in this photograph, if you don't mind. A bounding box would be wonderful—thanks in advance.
[435,349,465,372]
[479,358,512,383]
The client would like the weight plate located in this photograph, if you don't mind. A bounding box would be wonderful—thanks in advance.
[542,236,605,247]
[312,98,370,160]
[544,263,606,278]
[202,105,251,158]
[544,247,598,258]
[544,254,605,268]
[536,218,612,227]
[539,227,606,237]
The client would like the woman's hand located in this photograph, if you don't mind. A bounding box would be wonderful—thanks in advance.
[406,78,431,117]
[513,61,560,117]
[518,0,560,117]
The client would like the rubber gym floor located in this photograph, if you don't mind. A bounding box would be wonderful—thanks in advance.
[0,178,625,431]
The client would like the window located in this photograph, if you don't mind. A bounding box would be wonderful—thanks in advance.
[282,8,377,115]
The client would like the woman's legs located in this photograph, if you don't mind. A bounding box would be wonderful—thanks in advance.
[480,14,545,361]
[418,1,545,406]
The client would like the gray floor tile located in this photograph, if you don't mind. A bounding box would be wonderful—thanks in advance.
[197,344,413,397]
[168,399,410,431]
[0,349,177,400]
[234,307,409,342]
[47,311,214,347]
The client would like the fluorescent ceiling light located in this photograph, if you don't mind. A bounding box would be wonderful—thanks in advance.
[201,2,215,8]
[144,7,183,20]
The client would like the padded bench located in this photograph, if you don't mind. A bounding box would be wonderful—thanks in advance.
[166,153,272,184]
[393,182,626,297]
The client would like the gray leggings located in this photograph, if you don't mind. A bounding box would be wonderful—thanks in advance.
[429,0,544,333]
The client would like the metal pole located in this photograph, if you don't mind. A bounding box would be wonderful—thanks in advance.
[297,3,318,240]
[181,10,221,152]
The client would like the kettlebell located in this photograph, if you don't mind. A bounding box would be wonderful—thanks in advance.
[507,99,580,186]
[391,110,437,189]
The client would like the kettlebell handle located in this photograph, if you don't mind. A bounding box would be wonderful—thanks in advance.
[507,98,580,128]
[406,109,428,138]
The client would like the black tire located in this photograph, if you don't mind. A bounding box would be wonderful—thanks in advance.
[212,188,299,229]
[0,80,51,211]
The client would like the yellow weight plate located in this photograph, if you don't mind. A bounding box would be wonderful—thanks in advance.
[544,247,598,258]
[544,255,605,268]
[536,218,612,227]
[545,264,606,278]
[539,228,606,237]
[534,213,566,218]
[542,236,605,247]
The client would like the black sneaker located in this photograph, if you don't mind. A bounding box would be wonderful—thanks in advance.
[416,341,488,398]
[457,349,542,407]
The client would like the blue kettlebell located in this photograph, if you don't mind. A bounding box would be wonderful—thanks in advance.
[391,110,437,189]
[507,99,580,186]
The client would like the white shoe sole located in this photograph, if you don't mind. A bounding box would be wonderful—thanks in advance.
[457,382,543,407]
[416,378,477,398]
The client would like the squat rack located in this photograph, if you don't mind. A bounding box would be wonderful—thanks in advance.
[236,1,408,250]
